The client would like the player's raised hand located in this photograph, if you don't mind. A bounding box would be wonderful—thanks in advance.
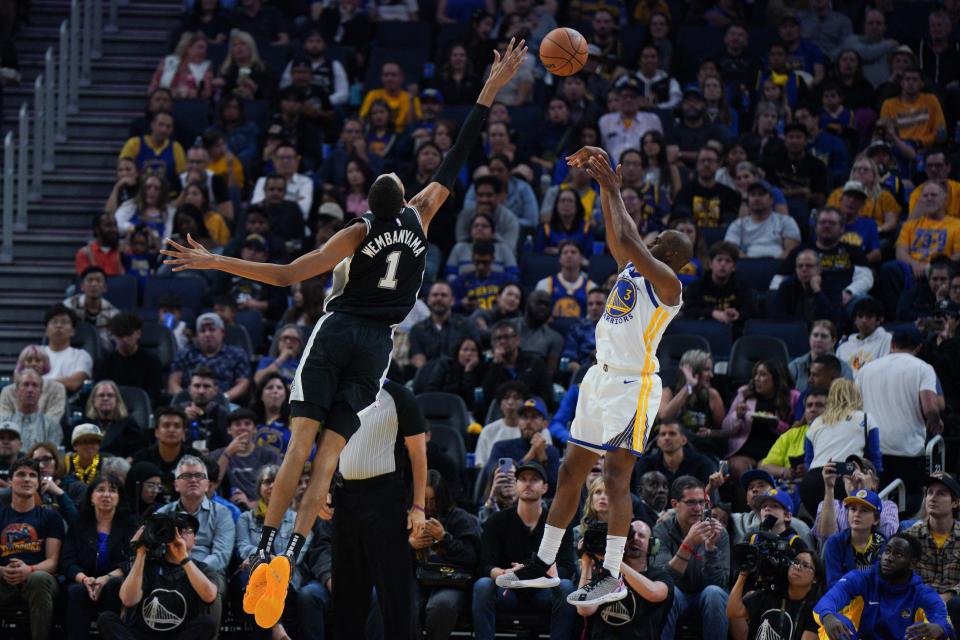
[161,234,219,271]
[565,146,609,168]
[584,156,622,191]
[485,37,528,90]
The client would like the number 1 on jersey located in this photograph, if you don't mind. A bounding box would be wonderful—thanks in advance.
[378,251,401,289]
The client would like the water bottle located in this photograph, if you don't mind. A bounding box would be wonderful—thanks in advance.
[82,379,93,395]
[559,357,570,372]
[71,410,84,426]
[473,387,484,404]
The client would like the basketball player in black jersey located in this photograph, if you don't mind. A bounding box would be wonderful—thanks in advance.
[162,38,527,630]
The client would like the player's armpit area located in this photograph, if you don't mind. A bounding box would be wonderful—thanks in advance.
[409,182,451,233]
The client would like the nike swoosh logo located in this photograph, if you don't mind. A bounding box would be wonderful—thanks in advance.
[623,380,637,384]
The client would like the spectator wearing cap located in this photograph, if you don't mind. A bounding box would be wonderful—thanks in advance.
[474,381,546,469]
[836,297,891,371]
[169,312,249,403]
[632,418,717,491]
[841,9,897,88]
[909,149,960,218]
[815,454,899,546]
[76,213,124,276]
[724,179,801,258]
[0,421,21,485]
[764,122,828,213]
[674,146,741,229]
[0,457,64,640]
[359,62,421,133]
[905,472,960,625]
[211,408,280,511]
[402,88,445,148]
[683,240,753,326]
[747,489,806,549]
[823,488,885,589]
[96,313,162,404]
[0,345,66,420]
[1,369,61,451]
[794,104,848,189]
[473,459,576,640]
[483,398,560,498]
[214,232,288,323]
[827,181,883,265]
[857,325,944,515]
[776,12,827,85]
[250,141,314,221]
[42,304,93,394]
[878,181,960,316]
[280,29,348,106]
[669,88,734,168]
[722,468,815,547]
[599,75,663,165]
[65,424,106,486]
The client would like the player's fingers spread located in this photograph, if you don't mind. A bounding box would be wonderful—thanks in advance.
[492,49,501,63]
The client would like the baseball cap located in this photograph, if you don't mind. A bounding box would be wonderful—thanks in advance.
[866,140,892,156]
[892,324,924,349]
[740,468,776,491]
[520,397,548,418]
[923,472,960,498]
[842,488,881,513]
[515,460,547,482]
[0,421,21,438]
[842,180,868,198]
[747,179,774,194]
[752,488,793,515]
[682,86,704,100]
[844,454,877,476]
[420,88,444,103]
[243,233,268,251]
[196,312,224,332]
[71,423,104,445]
[614,75,641,93]
[317,202,344,221]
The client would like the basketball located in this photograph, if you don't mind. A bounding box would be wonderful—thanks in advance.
[539,27,588,77]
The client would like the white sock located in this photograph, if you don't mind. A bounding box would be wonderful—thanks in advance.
[536,524,566,566]
[603,535,628,578]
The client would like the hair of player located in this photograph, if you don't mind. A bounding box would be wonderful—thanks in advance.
[368,174,405,221]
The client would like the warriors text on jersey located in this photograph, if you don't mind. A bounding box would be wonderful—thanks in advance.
[325,206,427,324]
[595,262,682,373]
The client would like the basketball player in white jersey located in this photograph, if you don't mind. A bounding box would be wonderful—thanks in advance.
[496,147,694,605]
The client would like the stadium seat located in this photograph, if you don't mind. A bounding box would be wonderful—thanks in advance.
[224,322,254,359]
[415,391,472,434]
[411,357,444,395]
[261,45,290,76]
[428,422,466,473]
[234,310,264,354]
[588,252,618,284]
[435,23,467,52]
[139,321,177,371]
[374,21,431,48]
[744,320,809,358]
[207,42,228,71]
[143,276,209,315]
[519,253,559,289]
[118,385,153,432]
[701,226,726,249]
[665,319,733,360]
[657,334,712,371]
[242,99,270,131]
[736,258,781,293]
[675,25,724,63]
[104,274,138,311]
[508,105,542,148]
[172,99,210,147]
[727,335,790,386]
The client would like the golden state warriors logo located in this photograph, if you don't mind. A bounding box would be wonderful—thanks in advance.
[605,278,637,320]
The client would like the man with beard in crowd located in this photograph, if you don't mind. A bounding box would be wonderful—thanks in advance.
[76,213,124,275]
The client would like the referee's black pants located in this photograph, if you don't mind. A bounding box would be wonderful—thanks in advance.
[332,472,415,640]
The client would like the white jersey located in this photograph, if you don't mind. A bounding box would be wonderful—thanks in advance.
[595,262,682,373]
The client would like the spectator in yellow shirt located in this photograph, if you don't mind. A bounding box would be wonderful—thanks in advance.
[908,150,960,218]
[826,156,901,234]
[878,68,946,155]
[359,62,421,133]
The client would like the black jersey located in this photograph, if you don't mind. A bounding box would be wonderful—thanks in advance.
[325,206,427,324]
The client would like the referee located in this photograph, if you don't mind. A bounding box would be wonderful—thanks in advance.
[331,379,428,640]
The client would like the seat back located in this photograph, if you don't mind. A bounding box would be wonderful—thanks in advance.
[143,276,210,316]
[428,424,466,474]
[104,274,138,311]
[657,334,712,370]
[728,335,791,385]
[415,391,471,434]
[519,253,559,289]
[224,323,253,360]
[736,258,781,294]
[744,320,809,359]
[588,253,618,284]
[234,310,264,354]
[139,321,177,371]
[665,319,733,360]
[118,385,153,431]
[172,99,210,147]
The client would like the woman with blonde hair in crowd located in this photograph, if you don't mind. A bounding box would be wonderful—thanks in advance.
[84,380,147,460]
[148,31,214,99]
[825,155,901,234]
[214,30,275,101]
[574,477,610,550]
[800,378,882,516]
[0,345,66,418]
[115,171,175,241]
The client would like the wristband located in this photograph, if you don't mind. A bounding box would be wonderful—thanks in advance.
[679,543,701,561]
[686,384,693,395]
[411,503,426,513]
[179,558,192,567]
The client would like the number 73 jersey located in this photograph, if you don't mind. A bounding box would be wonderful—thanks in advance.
[325,207,428,325]
[595,262,682,374]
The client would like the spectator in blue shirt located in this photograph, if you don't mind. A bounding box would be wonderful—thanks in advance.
[777,13,827,84]
[169,312,251,403]
[795,105,848,189]
[254,323,303,386]
[483,398,561,498]
[534,187,594,258]
[464,153,540,232]
[451,240,517,314]
[822,489,886,589]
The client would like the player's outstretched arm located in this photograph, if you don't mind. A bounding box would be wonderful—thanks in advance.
[409,38,528,232]
[161,225,367,287]
[572,148,681,306]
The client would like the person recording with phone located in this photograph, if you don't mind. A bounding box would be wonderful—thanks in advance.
[813,455,899,546]
[483,398,560,498]
[575,519,674,639]
[98,512,219,640]
[479,459,518,521]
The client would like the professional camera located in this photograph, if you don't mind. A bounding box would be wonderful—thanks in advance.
[581,519,608,557]
[134,511,199,560]
[731,516,798,592]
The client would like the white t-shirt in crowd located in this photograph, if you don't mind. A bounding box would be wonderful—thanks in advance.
[805,409,877,468]
[836,327,892,372]
[723,212,801,258]
[856,352,939,457]
[43,345,93,380]
[473,418,552,468]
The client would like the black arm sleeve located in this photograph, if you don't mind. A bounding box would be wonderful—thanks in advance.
[432,103,490,190]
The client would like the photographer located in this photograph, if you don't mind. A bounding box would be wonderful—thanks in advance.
[98,513,219,640]
[575,519,674,639]
[727,549,823,640]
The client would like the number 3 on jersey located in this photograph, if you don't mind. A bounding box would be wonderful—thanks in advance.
[378,251,401,290]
